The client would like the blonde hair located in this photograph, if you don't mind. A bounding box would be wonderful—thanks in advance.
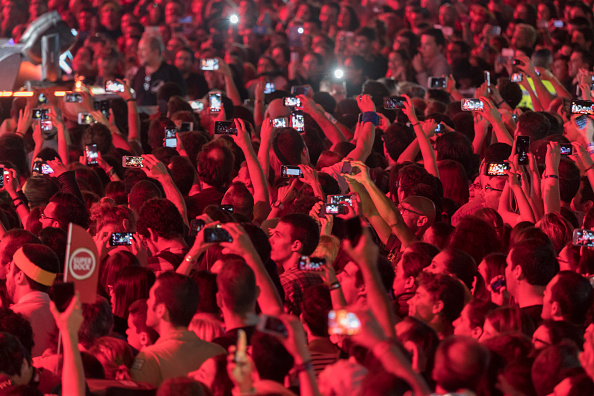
[189,313,225,342]
[312,235,341,264]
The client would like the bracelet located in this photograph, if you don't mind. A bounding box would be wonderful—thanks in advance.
[14,200,24,209]
[496,100,505,107]
[12,196,20,201]
[328,281,341,290]
[294,360,313,374]
[106,168,116,176]
[585,164,594,172]
[126,98,135,102]
[544,174,559,179]
[183,255,195,264]
[411,122,420,127]
[361,111,380,126]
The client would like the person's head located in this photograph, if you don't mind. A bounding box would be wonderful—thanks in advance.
[127,299,159,351]
[319,2,340,30]
[174,47,194,75]
[382,123,415,163]
[111,266,155,319]
[138,35,164,67]
[419,28,446,60]
[271,127,308,167]
[437,160,469,207]
[398,195,436,235]
[506,239,559,298]
[221,181,254,219]
[6,244,59,301]
[147,272,199,330]
[99,1,120,29]
[0,308,34,358]
[128,180,162,214]
[542,271,593,325]
[0,332,33,385]
[269,213,320,266]
[569,48,593,77]
[432,336,490,393]
[301,285,332,338]
[0,230,40,280]
[409,272,466,333]
[90,199,136,237]
[448,216,500,265]
[535,213,574,255]
[422,222,455,250]
[511,23,537,49]
[453,300,496,339]
[481,306,534,341]
[157,377,208,396]
[478,253,506,286]
[216,258,258,316]
[88,336,134,380]
[82,123,113,155]
[424,248,478,291]
[79,296,114,350]
[251,331,294,383]
[197,139,235,191]
[393,251,431,298]
[137,199,184,251]
[532,319,585,351]
[353,27,376,58]
[531,343,582,396]
[41,192,89,231]
[446,41,470,67]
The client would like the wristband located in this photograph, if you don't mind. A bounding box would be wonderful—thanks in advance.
[14,200,24,209]
[361,111,379,126]
[106,168,116,176]
[411,123,420,127]
[294,360,313,373]
[126,98,135,102]
[585,164,594,172]
[544,174,559,180]
[496,100,505,107]
[328,281,341,290]
[12,196,20,201]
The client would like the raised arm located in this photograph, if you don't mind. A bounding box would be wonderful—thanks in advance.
[116,78,143,154]
[47,108,71,165]
[477,96,513,146]
[402,95,439,178]
[217,58,242,106]
[347,95,376,162]
[233,118,269,204]
[543,142,561,214]
[297,94,346,145]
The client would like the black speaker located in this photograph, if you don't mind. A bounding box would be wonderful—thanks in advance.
[20,11,76,65]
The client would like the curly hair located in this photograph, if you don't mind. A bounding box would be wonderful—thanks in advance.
[89,198,136,236]
[136,198,184,239]
[196,139,235,191]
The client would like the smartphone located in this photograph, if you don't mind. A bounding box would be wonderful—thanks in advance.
[490,277,505,293]
[571,100,594,115]
[253,25,268,35]
[328,309,361,336]
[324,203,349,215]
[515,136,530,165]
[38,93,48,104]
[122,156,143,168]
[264,82,275,94]
[291,85,310,96]
[341,161,352,174]
[280,165,303,178]
[328,194,353,205]
[291,112,305,132]
[220,204,234,212]
[298,256,326,271]
[165,127,177,148]
[85,144,98,166]
[271,117,288,128]
[214,121,237,135]
[189,219,206,238]
[32,161,54,174]
[283,96,301,107]
[435,123,445,134]
[510,72,523,83]
[78,113,94,125]
[573,228,594,247]
[201,58,219,70]
[257,315,288,338]
[484,71,491,87]
[188,100,204,112]
[40,120,52,131]
[209,91,222,113]
[179,122,193,132]
[383,96,405,109]
[32,108,50,120]
[511,58,521,67]
[105,80,124,93]
[501,48,514,57]
[345,217,362,246]
[52,282,75,312]
[489,26,501,35]
[109,232,134,246]
[203,225,233,243]
[461,98,484,111]
[427,76,447,89]
[94,100,110,118]
[65,93,83,103]
[553,20,564,28]
[486,162,510,176]
[560,142,574,156]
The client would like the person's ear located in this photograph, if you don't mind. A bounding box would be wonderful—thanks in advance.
[432,300,444,315]
[416,215,428,228]
[404,276,416,291]
[122,218,130,231]
[15,269,26,286]
[551,301,562,318]
[584,200,594,213]
[513,264,523,281]
[155,302,167,321]
[291,239,302,253]
[471,326,483,340]
[139,331,150,347]
[147,228,158,243]
[216,291,224,310]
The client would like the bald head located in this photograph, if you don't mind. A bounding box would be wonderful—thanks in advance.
[264,98,291,120]
[433,336,490,392]
[403,195,436,225]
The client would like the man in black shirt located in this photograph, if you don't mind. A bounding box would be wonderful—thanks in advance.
[132,35,187,106]
[174,47,209,100]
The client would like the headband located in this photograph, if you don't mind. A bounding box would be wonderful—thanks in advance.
[13,248,56,287]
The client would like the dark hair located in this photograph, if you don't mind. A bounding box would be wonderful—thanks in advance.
[432,248,479,291]
[38,227,66,271]
[448,216,500,264]
[417,272,466,324]
[0,134,28,177]
[189,271,219,315]
[0,332,30,376]
[509,239,559,286]
[128,299,159,343]
[435,132,476,178]
[99,251,140,297]
[279,213,320,256]
[433,336,490,392]
[422,28,446,48]
[79,296,114,350]
[49,192,89,230]
[168,156,195,196]
[251,332,294,383]
[423,222,454,250]
[154,272,199,327]
[301,285,332,337]
[16,244,60,293]
[383,123,415,162]
[216,259,257,315]
[531,343,582,396]
[196,139,235,190]
[112,266,156,318]
[398,316,439,376]
[157,377,207,396]
[480,253,506,284]
[82,123,113,155]
[223,182,254,219]
[0,308,34,357]
[137,198,184,239]
[517,112,551,141]
[438,160,469,207]
[558,158,581,204]
[0,229,40,267]
[537,213,574,254]
[550,271,593,325]
[128,180,162,214]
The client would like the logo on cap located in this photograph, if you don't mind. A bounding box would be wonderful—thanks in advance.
[69,248,96,280]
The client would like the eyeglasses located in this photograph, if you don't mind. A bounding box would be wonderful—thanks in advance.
[398,204,424,216]
[485,184,503,192]
[40,212,60,223]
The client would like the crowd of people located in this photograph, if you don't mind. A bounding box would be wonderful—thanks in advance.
[3,0,594,395]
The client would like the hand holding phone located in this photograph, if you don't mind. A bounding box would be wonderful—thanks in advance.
[85,144,98,166]
[203,225,233,243]
[328,309,361,335]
